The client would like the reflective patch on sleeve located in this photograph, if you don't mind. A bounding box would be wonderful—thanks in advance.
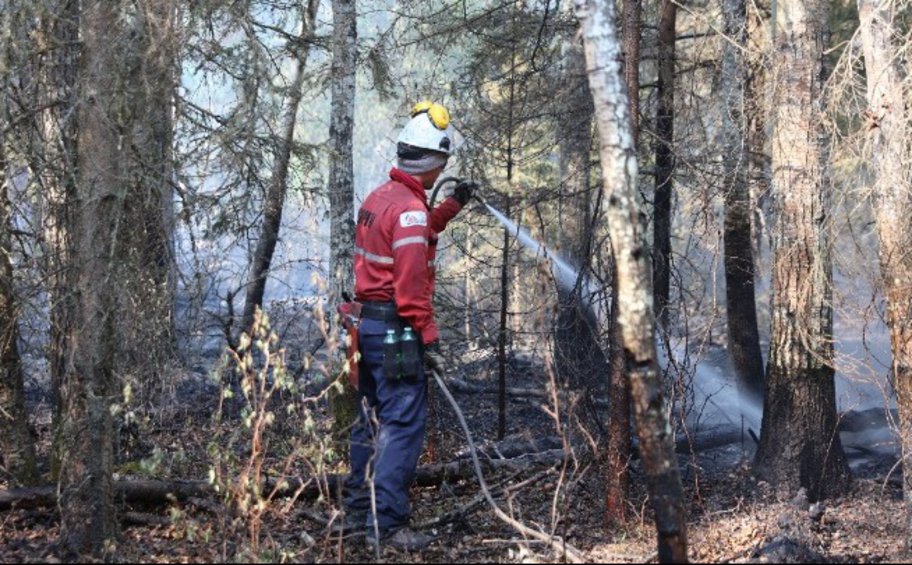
[392,236,428,250]
[400,211,428,228]
[355,246,394,264]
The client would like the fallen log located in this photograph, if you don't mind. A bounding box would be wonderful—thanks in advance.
[445,377,610,408]
[0,478,327,512]
[452,435,565,461]
[2,423,777,512]
[0,449,569,512]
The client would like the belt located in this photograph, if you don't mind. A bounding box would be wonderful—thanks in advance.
[360,301,400,322]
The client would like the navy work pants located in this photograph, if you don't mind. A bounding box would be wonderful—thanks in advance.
[344,317,427,531]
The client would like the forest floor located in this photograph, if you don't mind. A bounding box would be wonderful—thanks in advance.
[1,343,909,563]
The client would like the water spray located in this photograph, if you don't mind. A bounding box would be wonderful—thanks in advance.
[432,176,597,300]
[433,177,762,447]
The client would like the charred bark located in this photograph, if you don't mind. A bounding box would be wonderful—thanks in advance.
[117,0,180,399]
[117,0,180,384]
[497,196,511,440]
[721,0,765,403]
[622,0,641,145]
[653,0,676,330]
[754,0,851,500]
[554,35,606,397]
[574,0,688,560]
[605,282,631,524]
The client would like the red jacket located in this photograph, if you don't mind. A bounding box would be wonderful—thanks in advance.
[354,168,462,344]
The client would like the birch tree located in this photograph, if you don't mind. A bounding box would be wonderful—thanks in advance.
[608,0,642,522]
[327,0,359,439]
[574,0,688,559]
[753,0,851,500]
[328,0,356,300]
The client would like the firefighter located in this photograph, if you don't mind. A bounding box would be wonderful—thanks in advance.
[342,101,476,550]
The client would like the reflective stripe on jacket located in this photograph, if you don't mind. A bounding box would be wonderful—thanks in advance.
[354,168,462,344]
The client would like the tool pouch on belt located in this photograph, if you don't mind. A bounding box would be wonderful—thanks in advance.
[337,300,362,389]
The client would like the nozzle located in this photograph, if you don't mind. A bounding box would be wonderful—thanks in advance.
[429,176,487,209]
[429,176,462,208]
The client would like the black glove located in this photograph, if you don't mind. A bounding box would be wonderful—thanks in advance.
[453,180,478,206]
[424,340,447,376]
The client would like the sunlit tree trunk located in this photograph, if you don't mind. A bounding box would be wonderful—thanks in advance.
[604,0,641,524]
[574,0,688,560]
[329,0,356,301]
[721,0,765,403]
[858,0,912,519]
[327,0,359,441]
[754,0,851,500]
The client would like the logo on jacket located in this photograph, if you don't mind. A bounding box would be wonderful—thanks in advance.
[400,211,428,228]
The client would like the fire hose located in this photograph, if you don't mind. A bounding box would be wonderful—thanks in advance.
[429,367,585,562]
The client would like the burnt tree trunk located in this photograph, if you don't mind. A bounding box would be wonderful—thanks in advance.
[554,36,605,397]
[622,0,641,146]
[497,195,511,441]
[857,0,912,523]
[721,0,765,403]
[653,0,676,330]
[239,0,319,339]
[753,0,851,501]
[605,278,631,525]
[575,0,688,560]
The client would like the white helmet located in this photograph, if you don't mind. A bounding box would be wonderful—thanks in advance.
[397,101,455,156]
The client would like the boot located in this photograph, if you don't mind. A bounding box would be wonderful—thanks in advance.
[327,510,366,536]
[365,526,436,551]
